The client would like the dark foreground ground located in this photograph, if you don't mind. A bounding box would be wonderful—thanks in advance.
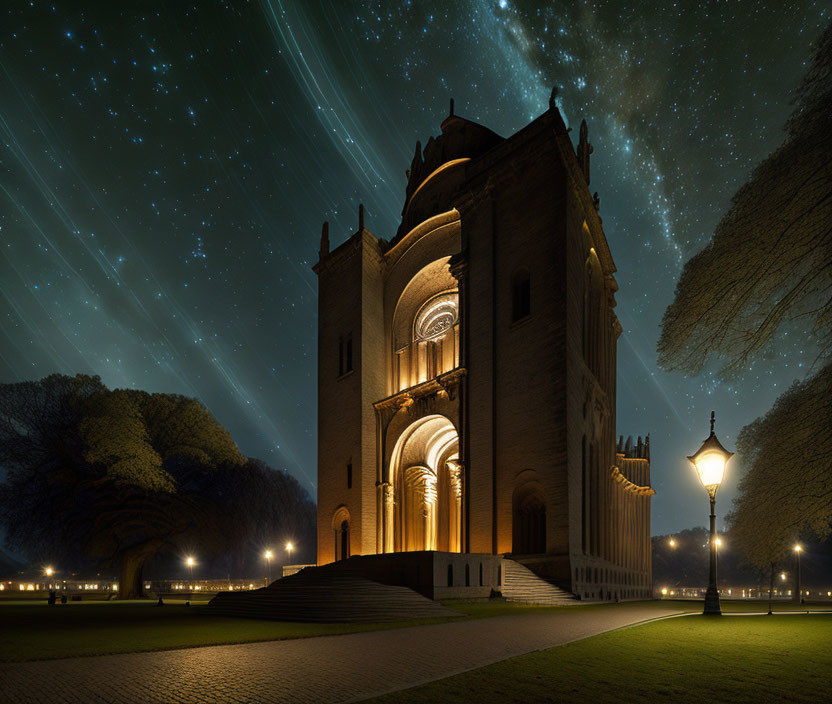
[1,598,829,703]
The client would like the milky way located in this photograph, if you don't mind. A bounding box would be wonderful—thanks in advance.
[0,1,826,534]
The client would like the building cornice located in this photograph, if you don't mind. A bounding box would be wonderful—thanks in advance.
[610,466,655,496]
[373,367,466,411]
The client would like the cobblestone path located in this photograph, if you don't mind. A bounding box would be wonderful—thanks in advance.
[0,605,682,703]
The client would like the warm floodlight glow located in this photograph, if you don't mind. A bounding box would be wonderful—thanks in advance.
[186,556,195,566]
[714,537,722,547]
[693,452,727,490]
[669,538,676,548]
[285,542,294,552]
[44,567,54,577]
[661,588,668,595]
[794,544,802,553]
[780,573,787,581]
[687,411,734,499]
[414,293,459,342]
[687,411,734,616]
[264,550,273,560]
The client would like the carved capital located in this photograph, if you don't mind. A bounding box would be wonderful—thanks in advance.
[448,251,468,282]
[446,459,463,499]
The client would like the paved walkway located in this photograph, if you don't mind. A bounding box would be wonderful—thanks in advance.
[0,605,682,703]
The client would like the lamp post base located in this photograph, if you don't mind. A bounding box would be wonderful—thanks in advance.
[703,586,721,615]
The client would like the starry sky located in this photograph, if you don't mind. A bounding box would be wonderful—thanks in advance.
[0,1,827,537]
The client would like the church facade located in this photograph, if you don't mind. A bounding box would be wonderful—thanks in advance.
[313,100,653,600]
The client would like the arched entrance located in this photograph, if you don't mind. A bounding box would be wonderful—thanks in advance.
[388,415,462,553]
[512,480,546,554]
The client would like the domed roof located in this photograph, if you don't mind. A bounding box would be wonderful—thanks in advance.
[400,103,504,223]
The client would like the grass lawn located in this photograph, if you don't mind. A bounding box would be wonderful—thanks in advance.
[3,597,828,664]
[442,598,831,618]
[0,599,460,663]
[367,613,832,704]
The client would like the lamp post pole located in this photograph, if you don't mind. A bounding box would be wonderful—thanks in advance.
[687,411,732,617]
[264,550,273,586]
[704,495,721,615]
[794,545,802,604]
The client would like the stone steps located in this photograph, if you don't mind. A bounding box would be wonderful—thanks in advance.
[206,568,460,622]
[502,560,578,605]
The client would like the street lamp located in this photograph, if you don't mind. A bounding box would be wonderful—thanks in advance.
[264,549,273,585]
[669,538,676,548]
[185,556,195,586]
[794,545,802,604]
[687,410,734,615]
[285,542,294,561]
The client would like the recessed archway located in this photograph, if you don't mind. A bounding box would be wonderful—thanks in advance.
[388,415,462,553]
[512,479,546,555]
[332,506,351,562]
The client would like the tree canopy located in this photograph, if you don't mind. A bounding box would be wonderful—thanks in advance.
[658,23,832,566]
[727,363,832,568]
[658,22,831,378]
[0,374,315,596]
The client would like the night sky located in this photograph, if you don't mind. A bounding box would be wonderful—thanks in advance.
[1,1,826,536]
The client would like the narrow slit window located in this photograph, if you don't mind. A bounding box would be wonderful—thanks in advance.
[345,335,353,372]
[512,269,531,322]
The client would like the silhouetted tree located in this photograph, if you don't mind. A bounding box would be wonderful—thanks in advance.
[727,364,832,565]
[0,374,314,597]
[658,23,832,563]
[658,22,831,377]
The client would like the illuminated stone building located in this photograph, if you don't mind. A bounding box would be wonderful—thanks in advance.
[313,98,654,600]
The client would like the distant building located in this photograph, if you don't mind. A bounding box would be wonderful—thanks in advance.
[313,99,653,600]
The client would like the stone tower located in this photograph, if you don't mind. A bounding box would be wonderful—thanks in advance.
[313,102,653,600]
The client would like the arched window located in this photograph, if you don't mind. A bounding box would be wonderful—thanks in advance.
[405,290,459,385]
[332,506,351,562]
[414,292,458,342]
[391,258,459,391]
[511,268,531,322]
[512,480,546,554]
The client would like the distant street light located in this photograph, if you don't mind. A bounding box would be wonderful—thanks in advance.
[44,567,54,577]
[264,549,273,584]
[185,556,196,584]
[794,545,803,604]
[687,411,734,616]
[669,538,676,548]
[780,572,787,581]
[285,542,294,561]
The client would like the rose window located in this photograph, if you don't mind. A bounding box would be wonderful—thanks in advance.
[414,292,458,342]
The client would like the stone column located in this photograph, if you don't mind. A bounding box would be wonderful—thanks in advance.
[449,251,469,553]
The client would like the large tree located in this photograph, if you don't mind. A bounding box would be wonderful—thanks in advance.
[658,22,831,377]
[659,23,832,561]
[727,364,832,562]
[0,374,314,597]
